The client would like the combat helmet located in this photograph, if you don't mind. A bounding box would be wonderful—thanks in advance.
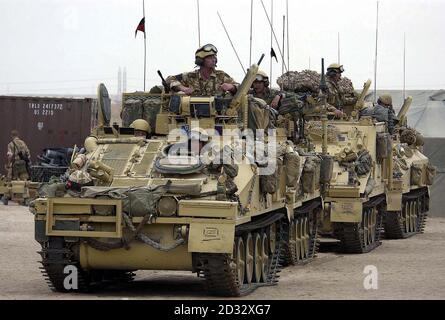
[195,44,218,66]
[84,136,98,153]
[378,94,393,106]
[327,63,344,73]
[254,70,270,87]
[130,119,150,136]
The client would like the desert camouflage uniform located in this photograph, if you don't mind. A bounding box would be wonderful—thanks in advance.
[166,69,239,96]
[6,137,30,180]
[326,78,358,110]
[250,88,282,106]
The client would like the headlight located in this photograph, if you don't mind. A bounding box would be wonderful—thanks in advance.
[157,196,178,217]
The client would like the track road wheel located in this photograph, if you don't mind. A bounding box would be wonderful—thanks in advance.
[253,233,262,283]
[385,195,427,239]
[260,233,269,282]
[267,223,277,254]
[301,217,309,260]
[234,237,245,286]
[244,233,254,284]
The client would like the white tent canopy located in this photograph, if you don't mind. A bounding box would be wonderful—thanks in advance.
[365,90,445,138]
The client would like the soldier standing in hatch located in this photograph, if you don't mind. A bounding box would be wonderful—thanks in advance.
[250,70,284,109]
[325,63,358,115]
[360,94,397,134]
[166,44,239,96]
[6,130,31,181]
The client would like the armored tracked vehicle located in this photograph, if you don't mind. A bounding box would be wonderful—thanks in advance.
[1,176,38,206]
[382,98,434,239]
[278,61,435,253]
[314,95,434,252]
[33,60,323,296]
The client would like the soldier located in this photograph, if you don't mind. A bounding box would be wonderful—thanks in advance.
[130,119,151,138]
[359,94,396,134]
[325,63,358,113]
[166,44,239,96]
[6,130,30,181]
[251,70,284,109]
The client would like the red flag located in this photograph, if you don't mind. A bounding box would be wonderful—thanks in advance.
[135,17,145,38]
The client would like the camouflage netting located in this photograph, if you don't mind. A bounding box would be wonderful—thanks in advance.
[277,70,355,96]
[399,127,425,147]
[277,70,320,93]
[305,121,340,143]
[338,77,355,94]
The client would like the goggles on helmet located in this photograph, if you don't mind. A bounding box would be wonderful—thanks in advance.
[328,66,344,73]
[197,44,218,54]
[254,75,268,82]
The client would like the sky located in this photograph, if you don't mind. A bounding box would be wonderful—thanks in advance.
[0,0,444,97]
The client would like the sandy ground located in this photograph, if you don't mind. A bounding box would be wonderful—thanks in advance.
[1,202,444,300]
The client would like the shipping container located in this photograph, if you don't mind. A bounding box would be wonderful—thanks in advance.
[0,96,97,175]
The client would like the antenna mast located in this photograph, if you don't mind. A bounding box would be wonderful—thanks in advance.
[373,1,379,103]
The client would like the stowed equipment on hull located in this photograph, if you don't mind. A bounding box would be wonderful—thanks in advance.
[303,60,436,253]
[33,57,323,296]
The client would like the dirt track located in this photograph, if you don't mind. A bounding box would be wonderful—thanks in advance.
[1,202,444,300]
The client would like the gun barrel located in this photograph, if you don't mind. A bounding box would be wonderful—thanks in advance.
[229,64,258,111]
[157,70,165,82]
[257,54,265,66]
[157,70,170,93]
[355,79,372,110]
[397,96,413,119]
